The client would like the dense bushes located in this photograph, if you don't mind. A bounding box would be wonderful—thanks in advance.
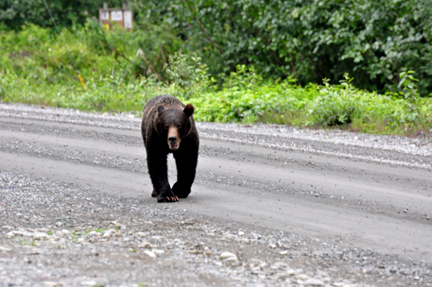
[1,0,431,95]
[132,0,432,96]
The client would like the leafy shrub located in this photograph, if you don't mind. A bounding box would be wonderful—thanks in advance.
[164,52,215,99]
[183,66,314,124]
[308,74,362,126]
[132,0,432,96]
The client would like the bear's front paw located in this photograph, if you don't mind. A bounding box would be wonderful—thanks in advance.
[157,195,179,203]
[172,182,191,199]
[157,189,179,203]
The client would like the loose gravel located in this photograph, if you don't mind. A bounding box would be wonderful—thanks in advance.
[2,172,430,287]
[1,102,431,286]
[0,172,360,287]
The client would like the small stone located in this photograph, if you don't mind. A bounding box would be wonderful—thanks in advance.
[138,242,152,248]
[62,229,71,235]
[17,231,33,237]
[295,274,309,281]
[302,278,324,286]
[43,281,59,287]
[240,238,250,244]
[0,246,12,252]
[16,213,23,218]
[102,229,115,238]
[33,232,49,239]
[144,250,156,258]
[286,269,297,276]
[81,281,97,286]
[238,231,245,236]
[135,232,147,237]
[55,222,62,227]
[220,252,238,262]
[2,226,13,230]
[152,249,165,255]
[110,220,120,226]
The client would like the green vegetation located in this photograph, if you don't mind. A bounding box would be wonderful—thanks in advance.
[1,1,432,136]
[18,238,37,246]
[132,0,432,96]
[2,0,432,95]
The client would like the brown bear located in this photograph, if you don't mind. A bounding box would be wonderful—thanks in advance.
[141,95,199,202]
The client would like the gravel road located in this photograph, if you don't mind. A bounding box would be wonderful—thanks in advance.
[0,102,431,287]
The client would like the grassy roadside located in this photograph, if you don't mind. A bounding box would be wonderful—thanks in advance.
[2,68,431,136]
[1,25,431,136]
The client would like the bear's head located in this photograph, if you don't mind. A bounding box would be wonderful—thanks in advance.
[157,104,194,151]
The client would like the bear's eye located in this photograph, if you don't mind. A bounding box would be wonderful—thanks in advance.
[164,124,169,130]
[177,123,182,129]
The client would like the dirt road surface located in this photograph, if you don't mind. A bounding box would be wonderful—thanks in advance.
[0,102,431,286]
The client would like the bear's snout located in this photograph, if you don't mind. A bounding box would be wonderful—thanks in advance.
[167,126,180,150]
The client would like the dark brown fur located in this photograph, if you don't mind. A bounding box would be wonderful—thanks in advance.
[141,95,199,202]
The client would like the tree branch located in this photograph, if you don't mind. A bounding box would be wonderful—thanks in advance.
[109,45,133,64]
[160,45,167,65]
[139,48,166,84]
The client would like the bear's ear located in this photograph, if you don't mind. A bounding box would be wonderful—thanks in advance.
[157,105,165,114]
[183,104,194,117]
